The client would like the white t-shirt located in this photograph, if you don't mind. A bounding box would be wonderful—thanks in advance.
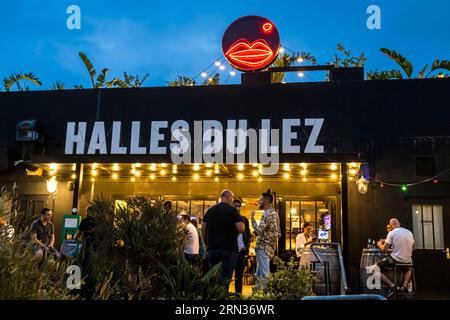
[184,223,199,255]
[295,233,310,257]
[386,227,414,263]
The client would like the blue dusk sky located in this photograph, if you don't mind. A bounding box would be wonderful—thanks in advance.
[0,0,449,89]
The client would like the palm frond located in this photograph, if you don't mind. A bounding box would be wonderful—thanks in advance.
[3,72,42,91]
[78,51,96,87]
[380,48,413,78]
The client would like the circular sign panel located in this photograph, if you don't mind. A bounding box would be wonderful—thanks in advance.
[222,16,280,72]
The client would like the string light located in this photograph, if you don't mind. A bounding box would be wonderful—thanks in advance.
[49,163,58,172]
[71,164,76,171]
[201,72,207,77]
[302,177,307,182]
[219,65,225,71]
[229,71,236,76]
[401,185,408,192]
[160,163,167,168]
[300,163,307,169]
[206,163,213,168]
[301,169,307,176]
[297,57,304,63]
[297,72,304,78]
[214,61,222,66]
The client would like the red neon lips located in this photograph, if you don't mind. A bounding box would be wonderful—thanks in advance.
[225,39,275,71]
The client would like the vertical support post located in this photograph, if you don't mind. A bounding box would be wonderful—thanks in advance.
[340,162,349,274]
[72,163,83,214]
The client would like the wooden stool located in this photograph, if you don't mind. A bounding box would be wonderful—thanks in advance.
[393,262,416,299]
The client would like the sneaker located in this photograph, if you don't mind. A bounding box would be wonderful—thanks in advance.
[385,286,396,298]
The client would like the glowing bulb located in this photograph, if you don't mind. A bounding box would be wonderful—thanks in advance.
[201,72,207,77]
[297,57,304,63]
[237,173,244,180]
[214,177,219,182]
[238,163,244,171]
[219,65,225,71]
[331,163,337,170]
[229,71,236,76]
[301,169,307,176]
[172,168,178,174]
[252,163,258,167]
[150,163,157,171]
[113,163,119,171]
[92,163,98,169]
[258,177,263,182]
[297,72,304,78]
[135,171,141,177]
[302,177,307,182]
[283,173,290,179]
[49,163,58,172]
[160,163,167,168]
[91,170,98,177]
[300,163,307,168]
[71,164,76,171]
[131,168,136,174]
[90,178,95,182]
[135,163,141,168]
[283,163,290,171]
[214,169,220,174]
[206,170,212,177]
[279,47,285,53]
[193,173,200,180]
[206,163,213,168]
[349,169,357,175]
[150,174,156,180]
[130,177,136,182]
[193,163,200,171]
[71,174,77,179]
[401,185,408,192]
[349,162,357,168]
[214,61,221,66]
[172,176,177,181]
[112,173,118,179]
[252,170,259,177]
[160,170,167,176]
[290,208,297,214]
[331,173,337,180]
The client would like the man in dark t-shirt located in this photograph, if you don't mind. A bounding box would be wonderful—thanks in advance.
[30,208,55,261]
[75,206,97,247]
[202,189,245,292]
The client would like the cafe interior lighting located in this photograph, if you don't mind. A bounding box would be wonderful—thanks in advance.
[238,163,244,171]
[71,174,76,179]
[214,177,219,182]
[160,170,167,176]
[206,170,212,177]
[193,163,200,171]
[283,173,290,179]
[135,171,141,177]
[172,176,177,181]
[150,163,157,171]
[330,163,337,170]
[206,163,213,168]
[112,173,118,180]
[237,173,244,180]
[130,177,136,182]
[49,163,58,172]
[331,173,337,179]
[113,163,119,171]
[258,177,263,182]
[252,170,259,177]
[150,174,156,180]
[160,163,167,168]
[135,163,141,168]
[46,176,58,194]
[283,163,290,171]
[193,173,200,181]
[91,170,98,177]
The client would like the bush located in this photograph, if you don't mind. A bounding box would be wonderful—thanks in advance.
[250,257,316,300]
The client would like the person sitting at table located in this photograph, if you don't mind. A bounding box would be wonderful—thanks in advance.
[376,218,415,298]
[295,222,315,257]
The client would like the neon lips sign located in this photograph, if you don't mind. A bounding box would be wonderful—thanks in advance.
[222,16,280,72]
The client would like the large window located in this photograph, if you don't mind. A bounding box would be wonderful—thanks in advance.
[285,200,335,251]
[412,204,444,250]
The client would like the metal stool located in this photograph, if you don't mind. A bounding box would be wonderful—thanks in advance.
[393,262,416,299]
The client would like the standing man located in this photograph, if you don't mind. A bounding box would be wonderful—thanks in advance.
[163,201,173,214]
[377,218,415,297]
[251,190,281,288]
[74,205,97,248]
[232,198,251,295]
[179,210,200,265]
[30,208,55,261]
[202,189,245,292]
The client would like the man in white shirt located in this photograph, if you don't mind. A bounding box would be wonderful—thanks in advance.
[377,218,415,297]
[179,211,199,264]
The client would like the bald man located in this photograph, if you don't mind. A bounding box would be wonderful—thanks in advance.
[202,189,245,292]
[376,218,415,297]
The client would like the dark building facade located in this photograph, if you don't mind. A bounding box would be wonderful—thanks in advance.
[0,78,449,297]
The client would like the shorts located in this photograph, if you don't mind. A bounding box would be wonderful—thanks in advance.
[377,255,411,271]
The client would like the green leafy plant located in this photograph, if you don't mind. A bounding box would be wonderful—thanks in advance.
[250,257,316,300]
[369,48,450,79]
[331,44,366,68]
[2,72,41,91]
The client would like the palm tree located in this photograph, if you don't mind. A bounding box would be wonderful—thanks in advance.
[52,81,65,90]
[367,48,450,80]
[78,51,149,89]
[271,51,317,83]
[2,72,41,91]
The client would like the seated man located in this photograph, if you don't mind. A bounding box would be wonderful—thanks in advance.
[30,208,55,261]
[377,218,415,297]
